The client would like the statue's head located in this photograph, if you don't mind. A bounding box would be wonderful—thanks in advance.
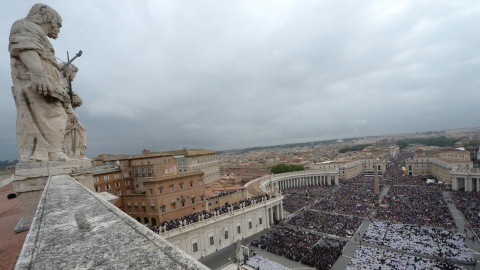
[26,4,62,39]
[61,63,78,81]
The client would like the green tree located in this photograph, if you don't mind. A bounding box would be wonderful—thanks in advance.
[397,140,408,149]
[271,163,305,174]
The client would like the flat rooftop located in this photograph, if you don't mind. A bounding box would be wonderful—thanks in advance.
[0,183,27,269]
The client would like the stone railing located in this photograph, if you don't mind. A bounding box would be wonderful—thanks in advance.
[160,195,283,238]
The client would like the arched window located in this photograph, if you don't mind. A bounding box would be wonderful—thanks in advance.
[152,217,157,226]
[144,217,149,225]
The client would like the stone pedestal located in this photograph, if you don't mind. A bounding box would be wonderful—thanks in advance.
[13,159,92,232]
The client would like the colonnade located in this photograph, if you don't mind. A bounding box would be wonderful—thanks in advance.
[276,174,338,190]
[452,176,480,191]
[261,171,340,193]
[266,201,283,227]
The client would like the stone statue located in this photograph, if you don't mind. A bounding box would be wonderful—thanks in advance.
[9,4,72,162]
[235,239,244,263]
[61,63,87,159]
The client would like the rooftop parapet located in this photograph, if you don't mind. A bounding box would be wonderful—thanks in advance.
[15,175,209,270]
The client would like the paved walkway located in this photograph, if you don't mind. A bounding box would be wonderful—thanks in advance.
[444,191,480,269]
[332,219,371,270]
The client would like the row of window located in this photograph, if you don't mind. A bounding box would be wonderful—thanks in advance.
[95,180,130,191]
[149,180,203,195]
[93,173,124,183]
[191,218,262,253]
[127,196,205,214]
[94,187,131,196]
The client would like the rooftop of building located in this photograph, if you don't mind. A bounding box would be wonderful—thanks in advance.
[94,148,218,162]
[143,171,204,183]
[0,182,28,270]
[162,148,218,157]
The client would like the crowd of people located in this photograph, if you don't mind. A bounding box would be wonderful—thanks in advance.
[363,221,474,263]
[246,255,292,270]
[375,186,455,229]
[151,195,266,232]
[251,227,320,262]
[300,238,346,270]
[452,190,480,236]
[282,186,335,213]
[287,210,361,238]
[347,246,466,270]
[251,226,346,270]
[312,183,378,217]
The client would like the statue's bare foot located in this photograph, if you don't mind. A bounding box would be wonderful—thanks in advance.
[50,152,72,162]
[28,155,49,162]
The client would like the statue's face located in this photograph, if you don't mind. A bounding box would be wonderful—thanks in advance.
[48,19,62,39]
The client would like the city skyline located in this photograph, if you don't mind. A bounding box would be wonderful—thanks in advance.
[1,1,480,160]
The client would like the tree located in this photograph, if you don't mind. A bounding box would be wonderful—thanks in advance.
[271,163,305,174]
[397,140,408,149]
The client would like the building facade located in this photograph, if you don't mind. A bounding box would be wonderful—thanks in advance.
[310,159,387,180]
[92,167,134,198]
[163,195,283,260]
[122,171,205,226]
[405,149,473,183]
[166,149,220,184]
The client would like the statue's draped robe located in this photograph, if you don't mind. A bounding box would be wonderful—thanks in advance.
[64,94,87,158]
[9,19,69,161]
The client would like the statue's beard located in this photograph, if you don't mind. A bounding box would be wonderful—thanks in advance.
[48,26,59,39]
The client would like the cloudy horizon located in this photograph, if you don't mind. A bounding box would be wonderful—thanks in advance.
[1,1,479,160]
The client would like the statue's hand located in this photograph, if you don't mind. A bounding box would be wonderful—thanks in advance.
[72,94,83,108]
[29,69,50,96]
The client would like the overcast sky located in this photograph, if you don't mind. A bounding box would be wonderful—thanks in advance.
[1,1,479,160]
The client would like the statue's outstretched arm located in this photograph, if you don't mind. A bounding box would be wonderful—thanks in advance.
[18,50,50,96]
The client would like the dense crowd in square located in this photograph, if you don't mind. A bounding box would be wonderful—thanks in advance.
[363,221,474,263]
[251,227,321,261]
[282,186,335,213]
[311,183,378,217]
[452,190,480,236]
[251,226,346,269]
[300,238,346,270]
[347,246,466,270]
[375,186,454,229]
[287,210,361,238]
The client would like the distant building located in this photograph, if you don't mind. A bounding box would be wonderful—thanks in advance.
[220,165,271,181]
[405,148,473,183]
[310,159,387,180]
[129,150,179,193]
[390,145,400,159]
[164,148,220,184]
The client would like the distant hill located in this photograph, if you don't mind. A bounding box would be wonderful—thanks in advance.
[220,137,357,154]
